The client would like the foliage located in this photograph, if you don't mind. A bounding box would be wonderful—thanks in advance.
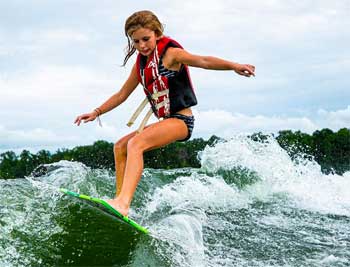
[0,138,211,179]
[1,129,349,179]
[276,128,350,174]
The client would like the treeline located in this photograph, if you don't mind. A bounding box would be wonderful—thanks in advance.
[0,136,219,179]
[276,128,350,174]
[0,128,349,179]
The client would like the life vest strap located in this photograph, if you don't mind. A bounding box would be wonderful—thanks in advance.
[151,89,169,99]
[127,97,149,127]
[127,88,170,131]
[155,99,170,109]
[137,108,153,133]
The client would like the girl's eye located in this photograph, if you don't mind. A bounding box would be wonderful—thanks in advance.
[133,37,149,44]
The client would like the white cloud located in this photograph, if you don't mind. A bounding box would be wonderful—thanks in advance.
[0,1,349,152]
[164,0,349,46]
[17,28,91,46]
[193,109,317,138]
[0,125,77,150]
[39,29,90,43]
[0,65,127,109]
[0,121,120,152]
[0,28,93,62]
[1,106,348,153]
[0,63,153,152]
[317,106,350,129]
[194,106,349,138]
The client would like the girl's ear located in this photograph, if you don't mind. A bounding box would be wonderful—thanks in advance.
[155,31,162,41]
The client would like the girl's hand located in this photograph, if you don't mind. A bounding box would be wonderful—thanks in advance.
[234,64,255,77]
[74,111,98,126]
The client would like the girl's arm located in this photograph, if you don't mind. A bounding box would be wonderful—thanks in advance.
[74,64,139,126]
[165,47,255,77]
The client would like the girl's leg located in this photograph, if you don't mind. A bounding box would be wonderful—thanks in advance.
[107,118,188,216]
[113,131,137,197]
[113,125,154,196]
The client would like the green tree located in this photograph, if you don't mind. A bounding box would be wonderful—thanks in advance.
[332,128,350,174]
[312,128,335,173]
[1,130,350,179]
[0,151,18,179]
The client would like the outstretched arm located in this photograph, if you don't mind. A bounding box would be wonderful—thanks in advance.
[74,63,139,126]
[165,47,255,77]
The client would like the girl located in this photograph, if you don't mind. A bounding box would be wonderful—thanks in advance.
[74,10,255,217]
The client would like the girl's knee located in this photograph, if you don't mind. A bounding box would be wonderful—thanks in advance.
[114,132,138,156]
[127,136,146,154]
[114,139,127,156]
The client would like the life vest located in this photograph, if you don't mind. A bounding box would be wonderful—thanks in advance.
[127,36,197,132]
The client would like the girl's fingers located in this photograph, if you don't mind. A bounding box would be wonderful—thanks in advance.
[244,65,255,76]
[238,69,251,77]
[84,117,94,123]
[75,113,96,125]
[247,64,255,71]
[74,114,88,126]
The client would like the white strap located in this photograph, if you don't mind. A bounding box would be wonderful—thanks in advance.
[128,44,170,131]
[137,108,153,133]
[151,89,169,99]
[127,97,149,127]
[127,89,170,127]
[156,98,170,109]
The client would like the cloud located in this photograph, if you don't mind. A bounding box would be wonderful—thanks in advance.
[317,106,350,130]
[0,65,128,110]
[164,1,349,47]
[0,121,121,152]
[0,1,349,153]
[0,63,147,143]
[39,29,90,43]
[0,125,77,151]
[1,106,348,153]
[193,109,317,137]
[193,106,349,138]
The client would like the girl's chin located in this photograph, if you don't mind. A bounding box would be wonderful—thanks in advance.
[140,50,152,56]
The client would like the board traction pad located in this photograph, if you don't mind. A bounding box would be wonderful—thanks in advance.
[60,188,148,234]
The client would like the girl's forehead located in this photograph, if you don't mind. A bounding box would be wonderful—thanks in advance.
[131,27,155,39]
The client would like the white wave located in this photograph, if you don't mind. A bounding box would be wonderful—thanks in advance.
[143,169,254,266]
[200,135,350,216]
[147,174,251,215]
[27,160,114,198]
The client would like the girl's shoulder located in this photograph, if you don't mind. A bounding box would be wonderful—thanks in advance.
[159,36,184,49]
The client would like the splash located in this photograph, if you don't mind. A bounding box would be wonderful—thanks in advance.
[1,136,349,267]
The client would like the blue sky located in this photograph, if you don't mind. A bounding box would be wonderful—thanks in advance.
[1,0,349,152]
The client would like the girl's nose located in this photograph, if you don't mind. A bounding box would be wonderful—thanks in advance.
[139,41,146,48]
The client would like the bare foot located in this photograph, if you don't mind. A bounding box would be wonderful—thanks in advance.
[106,198,129,217]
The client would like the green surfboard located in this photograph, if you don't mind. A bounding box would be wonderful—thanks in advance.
[59,188,149,234]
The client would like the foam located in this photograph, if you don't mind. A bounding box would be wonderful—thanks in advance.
[200,135,350,216]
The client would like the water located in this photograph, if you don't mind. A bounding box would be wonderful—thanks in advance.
[1,135,349,266]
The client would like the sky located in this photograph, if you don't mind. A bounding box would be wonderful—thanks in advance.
[1,0,349,153]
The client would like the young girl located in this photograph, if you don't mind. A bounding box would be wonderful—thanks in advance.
[74,10,255,217]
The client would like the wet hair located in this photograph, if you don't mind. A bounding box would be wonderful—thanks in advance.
[123,10,164,66]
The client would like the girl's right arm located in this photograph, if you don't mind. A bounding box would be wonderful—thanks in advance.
[74,64,139,126]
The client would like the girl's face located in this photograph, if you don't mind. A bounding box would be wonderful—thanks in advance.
[131,27,160,57]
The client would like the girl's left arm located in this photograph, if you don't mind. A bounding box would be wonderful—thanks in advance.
[167,47,255,77]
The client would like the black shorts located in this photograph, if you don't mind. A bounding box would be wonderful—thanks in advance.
[168,113,195,142]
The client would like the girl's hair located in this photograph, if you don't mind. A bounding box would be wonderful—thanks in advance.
[123,10,164,66]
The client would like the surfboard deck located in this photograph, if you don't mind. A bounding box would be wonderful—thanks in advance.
[59,188,149,234]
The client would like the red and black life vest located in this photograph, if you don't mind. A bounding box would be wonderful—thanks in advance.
[135,36,197,118]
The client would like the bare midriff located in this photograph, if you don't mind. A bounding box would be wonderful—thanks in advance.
[176,107,193,117]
